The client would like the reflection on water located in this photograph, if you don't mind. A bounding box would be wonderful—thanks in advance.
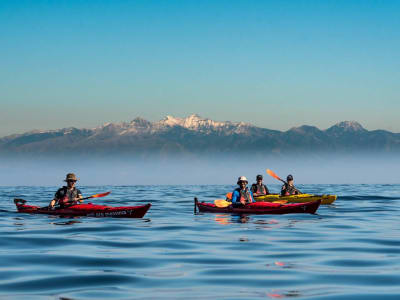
[213,214,250,225]
[53,220,82,226]
[0,184,399,299]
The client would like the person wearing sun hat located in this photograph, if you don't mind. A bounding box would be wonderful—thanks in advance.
[49,173,83,209]
[231,176,254,206]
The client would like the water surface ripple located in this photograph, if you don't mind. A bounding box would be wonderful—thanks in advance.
[1,184,399,299]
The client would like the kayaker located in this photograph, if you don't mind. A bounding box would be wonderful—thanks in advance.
[49,173,83,209]
[281,174,301,196]
[231,176,254,206]
[251,174,269,196]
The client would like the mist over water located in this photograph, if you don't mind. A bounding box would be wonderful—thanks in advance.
[0,153,399,186]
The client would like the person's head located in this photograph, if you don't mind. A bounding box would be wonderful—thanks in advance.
[65,173,78,187]
[237,176,248,188]
[256,174,263,183]
[287,174,293,184]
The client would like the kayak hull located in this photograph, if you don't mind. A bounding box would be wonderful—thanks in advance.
[195,198,321,215]
[254,194,337,205]
[15,200,151,218]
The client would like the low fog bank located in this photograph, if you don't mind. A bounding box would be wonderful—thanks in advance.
[0,153,399,186]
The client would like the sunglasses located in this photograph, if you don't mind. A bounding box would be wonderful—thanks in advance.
[67,180,77,183]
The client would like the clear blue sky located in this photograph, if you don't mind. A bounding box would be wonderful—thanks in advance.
[1,0,399,137]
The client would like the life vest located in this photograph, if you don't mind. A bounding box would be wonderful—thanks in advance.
[282,184,298,196]
[253,184,268,195]
[57,187,80,207]
[235,187,253,204]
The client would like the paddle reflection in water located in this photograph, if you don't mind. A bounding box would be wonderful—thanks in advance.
[267,290,302,298]
[213,214,250,225]
[214,214,230,225]
[213,214,286,230]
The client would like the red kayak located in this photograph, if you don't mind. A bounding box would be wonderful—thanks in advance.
[14,199,151,218]
[194,198,321,215]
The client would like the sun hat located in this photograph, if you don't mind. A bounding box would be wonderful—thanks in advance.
[64,173,78,182]
[237,176,248,184]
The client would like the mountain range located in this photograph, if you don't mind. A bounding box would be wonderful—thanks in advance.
[1,114,399,157]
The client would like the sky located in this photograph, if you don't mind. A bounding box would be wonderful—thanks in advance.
[1,0,400,137]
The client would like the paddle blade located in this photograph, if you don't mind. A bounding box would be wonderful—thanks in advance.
[214,199,231,208]
[90,191,111,199]
[266,169,283,182]
[272,200,288,204]
[225,192,233,200]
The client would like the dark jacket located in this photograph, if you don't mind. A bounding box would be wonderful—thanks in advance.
[54,186,82,207]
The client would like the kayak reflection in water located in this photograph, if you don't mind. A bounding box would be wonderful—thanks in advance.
[49,173,83,209]
[251,174,270,197]
[281,174,302,196]
[231,176,254,207]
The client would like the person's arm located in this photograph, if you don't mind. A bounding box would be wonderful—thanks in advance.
[264,185,269,195]
[251,184,259,197]
[49,198,57,208]
[231,190,240,203]
[49,189,61,208]
[281,184,287,196]
[76,189,83,203]
[249,190,255,203]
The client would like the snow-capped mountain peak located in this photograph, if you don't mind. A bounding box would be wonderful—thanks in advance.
[157,114,234,131]
[329,121,366,132]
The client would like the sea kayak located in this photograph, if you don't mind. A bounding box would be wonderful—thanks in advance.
[14,199,151,218]
[254,194,337,205]
[194,198,321,215]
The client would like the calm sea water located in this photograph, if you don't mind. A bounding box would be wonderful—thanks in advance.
[1,184,399,299]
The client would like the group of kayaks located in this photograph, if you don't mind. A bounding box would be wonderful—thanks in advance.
[14,193,336,219]
[195,193,336,215]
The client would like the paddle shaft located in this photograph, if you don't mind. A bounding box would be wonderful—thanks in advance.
[53,191,111,206]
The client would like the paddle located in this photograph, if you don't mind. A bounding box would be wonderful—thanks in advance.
[266,169,302,195]
[59,191,111,206]
[81,191,111,201]
[214,199,232,208]
[266,169,287,184]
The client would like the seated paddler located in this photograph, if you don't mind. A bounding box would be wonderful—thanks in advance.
[251,174,269,197]
[231,176,254,206]
[49,173,83,209]
[281,174,301,196]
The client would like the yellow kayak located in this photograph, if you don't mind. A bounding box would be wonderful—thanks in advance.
[254,194,337,205]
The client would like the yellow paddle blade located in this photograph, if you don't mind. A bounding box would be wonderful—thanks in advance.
[214,199,232,208]
[272,200,288,204]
